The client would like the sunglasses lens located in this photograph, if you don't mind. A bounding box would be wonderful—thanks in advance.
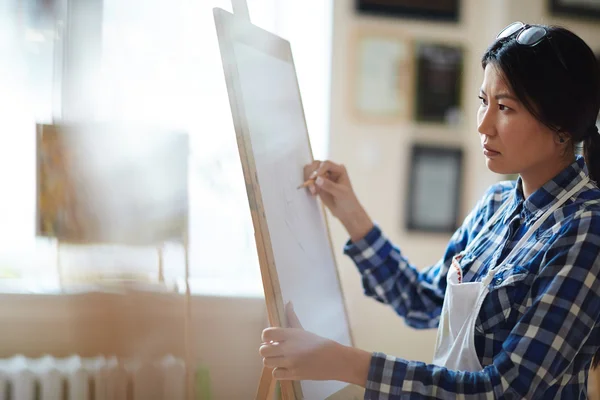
[517,27,547,45]
[497,22,524,39]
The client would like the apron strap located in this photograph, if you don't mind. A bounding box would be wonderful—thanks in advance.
[481,176,590,285]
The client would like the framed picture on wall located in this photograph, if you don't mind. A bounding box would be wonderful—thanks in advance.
[414,42,464,125]
[350,28,414,123]
[405,144,463,233]
[549,0,600,20]
[356,0,460,22]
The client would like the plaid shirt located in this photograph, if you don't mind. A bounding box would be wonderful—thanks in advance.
[344,156,600,399]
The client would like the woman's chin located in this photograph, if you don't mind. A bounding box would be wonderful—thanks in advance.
[485,158,514,175]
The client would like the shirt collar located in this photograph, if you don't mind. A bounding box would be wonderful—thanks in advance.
[507,156,588,223]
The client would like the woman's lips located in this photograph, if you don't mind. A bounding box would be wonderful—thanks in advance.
[483,146,500,157]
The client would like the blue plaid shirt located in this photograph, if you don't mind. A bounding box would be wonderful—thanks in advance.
[344,156,600,399]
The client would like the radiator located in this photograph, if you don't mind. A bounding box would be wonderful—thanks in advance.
[0,355,186,400]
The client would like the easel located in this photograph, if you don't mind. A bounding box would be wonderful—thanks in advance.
[215,2,366,399]
[222,1,295,398]
[225,1,282,397]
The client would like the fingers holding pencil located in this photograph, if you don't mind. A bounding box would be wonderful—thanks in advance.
[303,160,321,181]
[301,161,345,184]
[306,161,346,182]
[297,179,317,190]
[298,160,350,196]
[300,160,320,195]
[300,161,334,195]
[298,159,374,241]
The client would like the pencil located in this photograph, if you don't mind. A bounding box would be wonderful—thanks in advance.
[297,178,316,190]
[297,171,329,189]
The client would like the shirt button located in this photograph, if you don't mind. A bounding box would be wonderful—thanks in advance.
[495,277,502,285]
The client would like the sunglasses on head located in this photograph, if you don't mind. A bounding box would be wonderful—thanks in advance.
[496,21,568,70]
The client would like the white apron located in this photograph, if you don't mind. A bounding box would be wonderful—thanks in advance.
[432,177,589,371]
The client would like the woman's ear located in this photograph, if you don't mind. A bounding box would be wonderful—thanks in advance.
[555,131,569,144]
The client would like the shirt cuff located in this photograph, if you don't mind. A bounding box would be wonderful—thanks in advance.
[365,352,409,399]
[343,224,382,256]
[343,224,393,273]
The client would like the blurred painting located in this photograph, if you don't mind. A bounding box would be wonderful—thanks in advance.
[36,124,189,245]
[356,0,460,22]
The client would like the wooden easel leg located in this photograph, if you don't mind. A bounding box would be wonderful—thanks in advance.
[57,241,63,290]
[256,366,276,399]
[183,234,194,400]
[157,245,164,284]
[268,375,277,399]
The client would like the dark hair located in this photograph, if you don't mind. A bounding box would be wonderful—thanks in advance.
[481,24,600,187]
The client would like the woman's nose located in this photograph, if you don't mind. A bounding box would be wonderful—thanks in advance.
[477,108,495,136]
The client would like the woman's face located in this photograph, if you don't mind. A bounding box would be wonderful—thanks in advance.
[477,64,562,178]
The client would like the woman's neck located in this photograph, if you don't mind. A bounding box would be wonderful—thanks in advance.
[520,156,575,199]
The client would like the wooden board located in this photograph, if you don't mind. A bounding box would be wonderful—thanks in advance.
[213,8,355,400]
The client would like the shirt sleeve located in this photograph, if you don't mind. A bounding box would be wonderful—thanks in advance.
[343,184,502,329]
[363,209,600,399]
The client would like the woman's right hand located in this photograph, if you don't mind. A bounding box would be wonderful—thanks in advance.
[303,160,374,242]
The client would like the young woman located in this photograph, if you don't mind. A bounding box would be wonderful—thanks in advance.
[259,22,600,398]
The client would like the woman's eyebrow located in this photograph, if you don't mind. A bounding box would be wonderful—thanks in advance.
[495,93,518,101]
[480,89,518,101]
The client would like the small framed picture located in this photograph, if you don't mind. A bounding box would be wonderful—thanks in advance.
[549,0,600,20]
[356,0,460,22]
[414,42,464,125]
[350,28,414,123]
[405,144,463,233]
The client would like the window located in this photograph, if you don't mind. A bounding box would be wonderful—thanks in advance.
[0,0,332,296]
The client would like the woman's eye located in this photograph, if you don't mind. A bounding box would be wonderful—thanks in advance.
[478,96,487,106]
[498,104,509,111]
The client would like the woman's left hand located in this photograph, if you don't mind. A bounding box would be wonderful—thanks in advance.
[259,303,349,381]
